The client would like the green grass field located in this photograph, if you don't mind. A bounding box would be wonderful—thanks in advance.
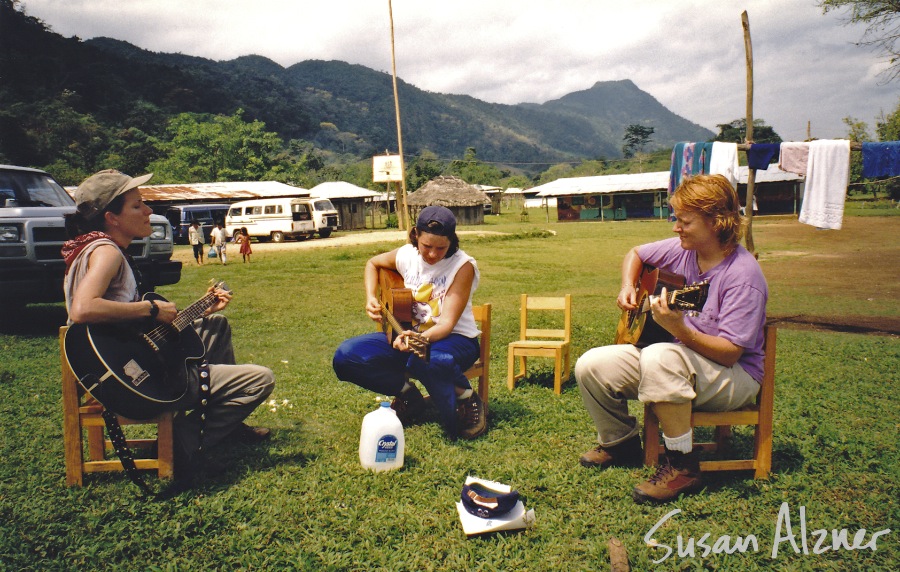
[1,210,898,571]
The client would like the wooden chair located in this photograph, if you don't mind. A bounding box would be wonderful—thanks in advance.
[643,324,777,479]
[60,326,174,486]
[377,269,491,410]
[507,294,572,395]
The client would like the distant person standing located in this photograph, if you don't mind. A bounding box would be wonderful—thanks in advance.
[188,220,205,265]
[211,222,228,265]
[236,227,252,263]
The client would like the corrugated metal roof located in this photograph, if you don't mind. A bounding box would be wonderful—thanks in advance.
[534,172,670,197]
[309,181,381,199]
[533,166,802,197]
[135,181,309,202]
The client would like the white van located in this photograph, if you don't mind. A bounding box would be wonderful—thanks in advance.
[225,198,316,242]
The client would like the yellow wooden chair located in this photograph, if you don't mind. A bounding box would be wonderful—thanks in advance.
[507,294,572,395]
[60,326,174,486]
[643,324,777,479]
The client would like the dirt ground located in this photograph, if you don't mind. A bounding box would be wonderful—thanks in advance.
[751,216,900,336]
[175,218,900,336]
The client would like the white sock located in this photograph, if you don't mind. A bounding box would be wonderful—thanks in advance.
[663,430,693,454]
[458,388,473,400]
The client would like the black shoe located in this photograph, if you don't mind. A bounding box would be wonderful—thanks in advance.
[231,422,272,444]
[456,392,487,440]
[391,384,427,425]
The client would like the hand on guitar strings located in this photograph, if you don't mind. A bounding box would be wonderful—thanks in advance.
[617,283,638,311]
[365,295,383,323]
[205,285,233,315]
[649,286,685,332]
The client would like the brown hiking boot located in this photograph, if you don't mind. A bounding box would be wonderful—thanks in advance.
[391,384,426,425]
[456,392,487,440]
[632,448,703,504]
[579,436,643,469]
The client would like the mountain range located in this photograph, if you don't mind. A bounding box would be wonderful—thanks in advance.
[1,0,714,174]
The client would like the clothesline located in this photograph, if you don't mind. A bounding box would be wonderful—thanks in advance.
[735,142,863,151]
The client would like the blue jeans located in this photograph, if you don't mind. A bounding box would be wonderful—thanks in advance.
[333,332,479,437]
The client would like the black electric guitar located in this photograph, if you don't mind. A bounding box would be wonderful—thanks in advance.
[614,266,709,347]
[64,282,229,420]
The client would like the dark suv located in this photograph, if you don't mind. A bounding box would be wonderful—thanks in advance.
[0,165,182,305]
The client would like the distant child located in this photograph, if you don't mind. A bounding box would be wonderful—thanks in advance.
[237,227,252,263]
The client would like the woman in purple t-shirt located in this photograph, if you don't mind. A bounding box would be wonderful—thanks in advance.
[575,174,768,504]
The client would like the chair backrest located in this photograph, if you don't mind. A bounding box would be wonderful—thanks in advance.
[519,294,572,343]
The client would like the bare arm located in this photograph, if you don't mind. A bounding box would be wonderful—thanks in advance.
[68,245,177,324]
[617,247,644,311]
[363,249,398,322]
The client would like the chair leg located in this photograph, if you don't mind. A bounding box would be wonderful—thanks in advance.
[157,413,174,479]
[643,405,661,467]
[553,350,562,395]
[63,409,84,487]
[714,425,732,455]
[507,350,516,391]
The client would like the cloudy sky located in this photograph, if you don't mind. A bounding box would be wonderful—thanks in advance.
[22,0,900,143]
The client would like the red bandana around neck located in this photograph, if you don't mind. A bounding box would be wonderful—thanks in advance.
[61,231,115,274]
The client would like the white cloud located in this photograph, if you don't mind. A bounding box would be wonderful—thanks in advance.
[21,0,900,143]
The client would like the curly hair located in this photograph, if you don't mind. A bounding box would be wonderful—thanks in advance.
[670,174,745,248]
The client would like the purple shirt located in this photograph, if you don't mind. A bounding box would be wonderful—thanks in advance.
[637,237,768,381]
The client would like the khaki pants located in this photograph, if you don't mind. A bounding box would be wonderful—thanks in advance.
[174,314,275,458]
[575,343,759,447]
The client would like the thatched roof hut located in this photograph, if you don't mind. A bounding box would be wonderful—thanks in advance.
[407,175,489,226]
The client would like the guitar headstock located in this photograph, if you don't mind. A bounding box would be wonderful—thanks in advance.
[669,280,709,313]
[209,279,232,294]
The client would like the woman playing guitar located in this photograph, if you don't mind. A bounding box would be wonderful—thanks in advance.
[63,169,274,497]
[575,174,768,504]
[332,206,485,440]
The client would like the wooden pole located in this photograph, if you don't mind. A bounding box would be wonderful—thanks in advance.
[388,0,409,230]
[741,10,757,255]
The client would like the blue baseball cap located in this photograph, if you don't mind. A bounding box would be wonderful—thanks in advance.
[461,482,520,519]
[416,205,456,237]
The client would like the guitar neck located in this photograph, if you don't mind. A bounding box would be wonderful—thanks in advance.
[381,307,405,333]
[171,292,219,332]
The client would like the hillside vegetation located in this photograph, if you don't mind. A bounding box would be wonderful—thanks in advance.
[0,0,713,186]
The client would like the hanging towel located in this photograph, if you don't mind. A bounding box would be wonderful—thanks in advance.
[861,141,900,178]
[798,139,850,230]
[746,143,780,170]
[779,142,809,175]
[709,142,739,189]
[668,142,696,194]
[691,142,714,175]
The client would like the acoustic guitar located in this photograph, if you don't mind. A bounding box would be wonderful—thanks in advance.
[614,266,709,347]
[64,282,229,420]
[379,269,431,362]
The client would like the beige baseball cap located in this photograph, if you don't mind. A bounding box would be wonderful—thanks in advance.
[74,169,153,219]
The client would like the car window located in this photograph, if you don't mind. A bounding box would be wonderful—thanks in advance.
[0,171,74,207]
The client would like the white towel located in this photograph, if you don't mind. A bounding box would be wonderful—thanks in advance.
[798,140,850,230]
[709,142,739,189]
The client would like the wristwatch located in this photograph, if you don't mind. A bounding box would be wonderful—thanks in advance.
[148,299,159,319]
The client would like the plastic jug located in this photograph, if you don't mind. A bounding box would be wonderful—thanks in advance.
[359,402,405,472]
